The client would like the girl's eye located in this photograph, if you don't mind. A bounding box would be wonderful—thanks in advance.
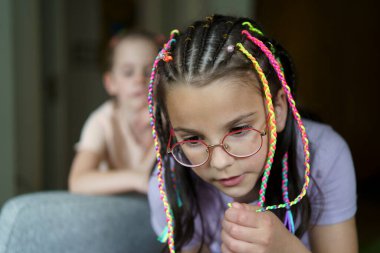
[231,125,251,132]
[175,136,203,149]
[182,140,203,148]
[229,125,252,136]
[183,136,201,142]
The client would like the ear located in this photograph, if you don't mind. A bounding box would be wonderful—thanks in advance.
[103,72,117,96]
[274,88,288,132]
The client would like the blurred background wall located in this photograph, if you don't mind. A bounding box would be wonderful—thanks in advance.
[0,0,379,251]
[0,0,255,199]
[1,0,43,201]
[256,1,380,250]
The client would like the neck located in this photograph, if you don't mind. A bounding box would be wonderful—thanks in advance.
[233,183,260,204]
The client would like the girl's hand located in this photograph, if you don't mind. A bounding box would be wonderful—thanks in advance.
[134,146,156,194]
[140,145,157,173]
[135,105,151,130]
[133,170,150,194]
[221,202,309,253]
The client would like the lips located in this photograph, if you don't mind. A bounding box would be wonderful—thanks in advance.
[218,175,244,187]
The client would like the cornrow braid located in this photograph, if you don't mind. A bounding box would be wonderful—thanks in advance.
[186,21,206,76]
[210,20,235,66]
[212,18,247,68]
[194,19,212,73]
[180,25,195,75]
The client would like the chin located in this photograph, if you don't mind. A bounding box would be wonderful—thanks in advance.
[127,101,146,110]
[216,183,255,200]
[215,175,258,202]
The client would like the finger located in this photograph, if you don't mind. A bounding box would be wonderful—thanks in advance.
[221,243,234,253]
[221,228,258,253]
[223,219,268,244]
[232,202,263,213]
[225,203,271,228]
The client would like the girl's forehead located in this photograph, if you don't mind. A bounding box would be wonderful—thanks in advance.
[165,79,265,129]
[114,38,156,56]
[166,75,262,101]
[112,38,156,66]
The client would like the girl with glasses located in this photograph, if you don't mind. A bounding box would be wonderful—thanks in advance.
[148,15,357,253]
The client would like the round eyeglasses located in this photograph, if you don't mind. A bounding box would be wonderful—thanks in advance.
[167,127,266,168]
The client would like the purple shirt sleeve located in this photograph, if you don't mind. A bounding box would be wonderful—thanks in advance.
[147,173,167,238]
[302,121,357,225]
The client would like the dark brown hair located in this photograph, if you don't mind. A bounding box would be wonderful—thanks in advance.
[103,29,158,72]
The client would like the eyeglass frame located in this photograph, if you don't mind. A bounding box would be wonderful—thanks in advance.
[166,127,267,168]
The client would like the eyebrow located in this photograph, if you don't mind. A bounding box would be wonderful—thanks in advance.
[173,112,257,134]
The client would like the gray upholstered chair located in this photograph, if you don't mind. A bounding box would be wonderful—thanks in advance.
[0,191,162,253]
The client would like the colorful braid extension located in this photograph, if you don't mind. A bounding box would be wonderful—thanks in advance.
[235,43,277,210]
[282,153,295,233]
[242,21,263,36]
[237,23,310,213]
[241,28,311,210]
[148,29,178,253]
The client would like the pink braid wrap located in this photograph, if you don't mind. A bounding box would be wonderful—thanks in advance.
[148,29,178,253]
[242,29,311,210]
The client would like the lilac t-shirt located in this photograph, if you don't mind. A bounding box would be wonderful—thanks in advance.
[148,120,357,252]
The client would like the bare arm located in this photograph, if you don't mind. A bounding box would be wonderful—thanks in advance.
[68,150,153,195]
[309,217,358,253]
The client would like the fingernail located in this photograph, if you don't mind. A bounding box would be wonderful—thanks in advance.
[232,202,242,209]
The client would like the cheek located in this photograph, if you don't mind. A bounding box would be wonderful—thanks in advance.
[259,135,269,168]
[117,81,135,95]
[244,135,269,173]
[191,167,210,182]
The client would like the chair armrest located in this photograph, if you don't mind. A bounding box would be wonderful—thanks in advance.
[0,191,162,253]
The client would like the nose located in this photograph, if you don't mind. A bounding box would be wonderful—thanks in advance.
[209,144,234,171]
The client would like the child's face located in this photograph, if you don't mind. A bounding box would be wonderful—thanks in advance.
[166,77,270,202]
[106,38,156,110]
